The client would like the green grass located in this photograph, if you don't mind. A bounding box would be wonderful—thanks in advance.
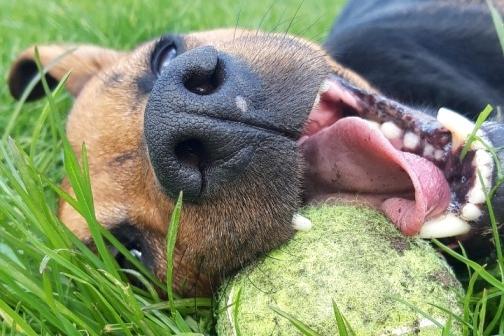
[0,1,346,335]
[1,0,504,335]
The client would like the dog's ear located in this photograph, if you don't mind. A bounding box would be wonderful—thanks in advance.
[8,44,122,101]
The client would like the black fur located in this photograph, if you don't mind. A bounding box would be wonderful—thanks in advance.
[325,0,504,267]
[325,0,504,118]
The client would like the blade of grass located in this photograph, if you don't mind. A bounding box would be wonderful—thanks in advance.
[0,298,38,336]
[270,306,322,336]
[460,105,493,160]
[487,0,504,55]
[2,48,76,142]
[166,191,183,313]
[332,299,355,336]
[433,240,504,292]
[390,296,444,328]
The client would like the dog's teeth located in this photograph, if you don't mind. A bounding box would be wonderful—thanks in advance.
[467,180,487,204]
[312,93,321,108]
[130,249,143,259]
[366,120,381,130]
[434,150,444,161]
[476,164,493,181]
[423,144,434,157]
[474,149,493,166]
[419,213,471,238]
[319,80,331,94]
[436,107,480,150]
[292,214,312,231]
[403,132,420,150]
[461,203,483,221]
[380,121,403,140]
[473,150,494,179]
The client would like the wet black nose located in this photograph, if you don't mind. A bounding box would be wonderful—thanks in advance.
[144,46,266,201]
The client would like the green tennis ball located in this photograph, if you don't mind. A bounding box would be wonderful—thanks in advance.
[216,205,463,335]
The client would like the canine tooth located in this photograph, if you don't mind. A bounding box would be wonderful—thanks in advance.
[423,144,434,157]
[434,150,444,161]
[474,149,493,166]
[235,95,248,113]
[380,121,403,140]
[461,203,483,221]
[403,132,420,150]
[292,214,312,231]
[419,213,471,238]
[437,107,482,150]
[476,164,493,181]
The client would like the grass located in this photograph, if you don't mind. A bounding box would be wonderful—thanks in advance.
[0,0,503,335]
[0,1,346,335]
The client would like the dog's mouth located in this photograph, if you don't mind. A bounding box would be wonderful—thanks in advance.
[300,74,494,238]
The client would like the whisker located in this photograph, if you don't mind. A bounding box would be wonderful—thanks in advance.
[255,2,275,36]
[283,0,305,37]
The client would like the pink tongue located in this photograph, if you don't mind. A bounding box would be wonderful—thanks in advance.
[300,117,451,235]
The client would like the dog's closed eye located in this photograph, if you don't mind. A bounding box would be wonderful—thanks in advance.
[151,35,182,76]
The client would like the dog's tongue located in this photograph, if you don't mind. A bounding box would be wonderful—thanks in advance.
[300,117,451,235]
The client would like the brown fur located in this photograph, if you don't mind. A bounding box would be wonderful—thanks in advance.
[8,29,371,296]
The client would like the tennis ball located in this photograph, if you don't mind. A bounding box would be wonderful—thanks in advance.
[216,205,463,335]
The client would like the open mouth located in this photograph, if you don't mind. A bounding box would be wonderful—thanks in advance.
[300,75,494,239]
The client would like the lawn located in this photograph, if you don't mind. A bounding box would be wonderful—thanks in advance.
[0,0,503,335]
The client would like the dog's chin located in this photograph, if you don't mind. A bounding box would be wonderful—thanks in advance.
[142,137,302,297]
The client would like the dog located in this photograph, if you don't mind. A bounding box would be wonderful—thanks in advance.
[7,0,504,297]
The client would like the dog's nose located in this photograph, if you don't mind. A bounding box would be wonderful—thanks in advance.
[144,46,265,201]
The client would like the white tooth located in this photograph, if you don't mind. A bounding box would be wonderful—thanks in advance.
[436,107,483,150]
[466,149,494,205]
[312,93,321,108]
[461,203,483,221]
[419,213,471,238]
[467,181,487,204]
[434,150,444,161]
[319,79,331,94]
[477,164,493,181]
[366,120,381,131]
[292,214,312,231]
[474,149,493,166]
[380,121,403,140]
[423,144,434,157]
[403,132,420,150]
[473,150,494,181]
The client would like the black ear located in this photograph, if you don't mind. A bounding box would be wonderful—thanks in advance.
[8,44,122,101]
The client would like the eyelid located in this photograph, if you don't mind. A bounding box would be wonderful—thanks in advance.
[150,34,183,75]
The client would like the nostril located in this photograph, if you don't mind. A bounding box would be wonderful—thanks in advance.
[183,59,224,95]
[175,138,211,172]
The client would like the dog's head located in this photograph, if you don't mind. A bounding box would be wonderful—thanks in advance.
[7,29,367,295]
[8,28,495,296]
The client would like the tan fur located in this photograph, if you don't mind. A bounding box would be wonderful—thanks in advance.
[9,28,371,296]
